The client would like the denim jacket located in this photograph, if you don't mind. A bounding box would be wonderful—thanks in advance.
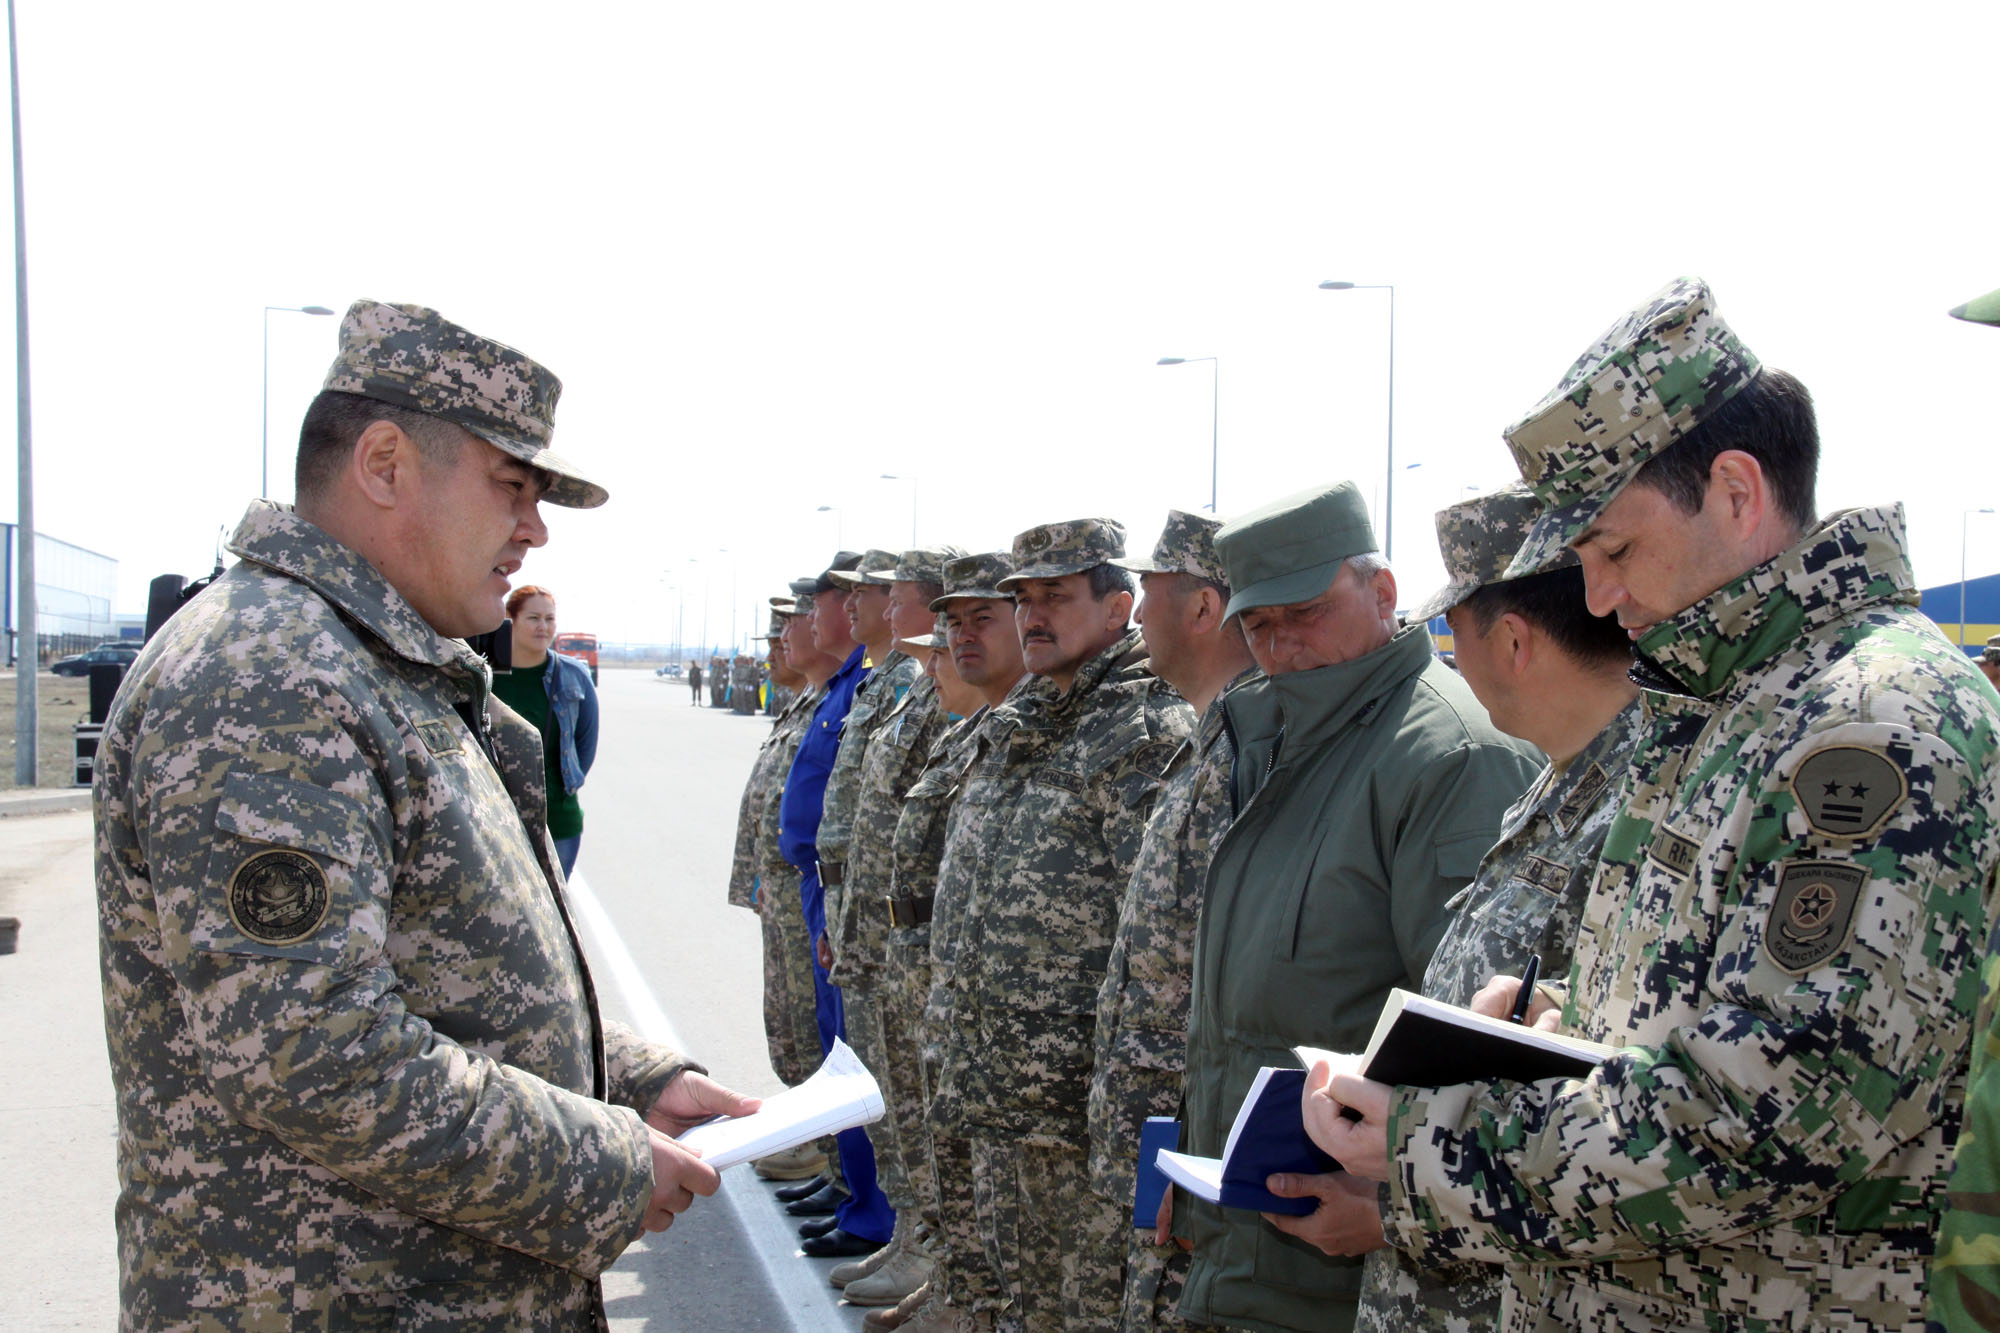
[542,651,598,795]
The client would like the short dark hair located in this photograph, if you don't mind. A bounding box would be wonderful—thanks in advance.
[295,391,465,504]
[1086,563,1136,600]
[1627,367,1819,534]
[1459,565,1629,666]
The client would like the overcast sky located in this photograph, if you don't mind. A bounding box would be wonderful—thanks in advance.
[5,3,1998,652]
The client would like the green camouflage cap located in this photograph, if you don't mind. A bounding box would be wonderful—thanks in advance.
[996,518,1126,588]
[770,577,817,614]
[811,551,864,595]
[898,615,947,656]
[1409,484,1576,623]
[320,300,607,509]
[764,609,789,638]
[867,544,969,586]
[1985,633,2000,663]
[929,551,1015,611]
[1111,509,1228,584]
[1215,481,1376,620]
[827,548,900,590]
[1503,276,1761,577]
[1950,286,2000,326]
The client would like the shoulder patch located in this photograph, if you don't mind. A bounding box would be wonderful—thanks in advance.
[1511,853,1569,897]
[1764,860,1866,974]
[1791,745,1906,840]
[415,718,462,756]
[227,849,332,946]
[1554,762,1610,836]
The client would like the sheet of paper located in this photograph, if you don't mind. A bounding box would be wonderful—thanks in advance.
[675,1038,884,1171]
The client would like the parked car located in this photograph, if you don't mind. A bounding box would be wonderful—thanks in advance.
[50,643,139,677]
[551,631,599,683]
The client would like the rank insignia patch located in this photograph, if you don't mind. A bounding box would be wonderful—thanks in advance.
[1791,745,1906,839]
[227,849,331,946]
[1765,860,1865,974]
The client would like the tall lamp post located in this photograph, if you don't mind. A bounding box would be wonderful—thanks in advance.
[9,0,34,782]
[1318,281,1396,560]
[1156,356,1219,512]
[816,504,844,550]
[262,304,335,497]
[1964,507,1995,647]
[880,473,919,545]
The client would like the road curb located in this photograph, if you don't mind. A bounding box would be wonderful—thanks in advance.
[0,788,92,817]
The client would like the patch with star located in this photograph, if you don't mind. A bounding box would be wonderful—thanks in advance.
[227,849,331,946]
[1790,745,1907,840]
[1765,860,1866,974]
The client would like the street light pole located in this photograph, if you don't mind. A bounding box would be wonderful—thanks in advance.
[1963,508,1994,647]
[262,304,335,498]
[816,504,844,549]
[1318,281,1396,561]
[880,474,919,545]
[9,0,34,783]
[1156,357,1219,512]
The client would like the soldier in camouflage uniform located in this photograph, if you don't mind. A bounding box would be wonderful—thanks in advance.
[1352,485,1643,1333]
[1085,509,1255,1332]
[92,301,759,1328]
[1930,280,2000,1332]
[1175,482,1539,1333]
[1311,278,2000,1332]
[827,546,967,1306]
[928,519,1195,1333]
[880,553,1029,1333]
[728,601,831,1186]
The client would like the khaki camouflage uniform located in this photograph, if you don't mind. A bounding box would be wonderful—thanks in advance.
[732,678,826,1087]
[931,594,1195,1333]
[1357,697,1643,1332]
[1389,505,2000,1331]
[94,503,693,1329]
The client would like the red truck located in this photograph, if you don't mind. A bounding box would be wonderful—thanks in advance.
[551,631,600,683]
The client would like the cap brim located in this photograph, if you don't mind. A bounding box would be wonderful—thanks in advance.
[1108,555,1167,573]
[1223,557,1344,620]
[897,636,938,654]
[1408,577,1482,626]
[825,571,874,590]
[1950,287,2000,325]
[473,429,607,509]
[928,587,1013,612]
[1503,476,1629,579]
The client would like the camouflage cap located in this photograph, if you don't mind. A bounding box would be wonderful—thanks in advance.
[320,300,607,509]
[827,549,900,590]
[811,551,864,595]
[770,577,817,614]
[995,518,1126,588]
[929,551,1016,611]
[764,609,789,639]
[1951,287,2000,326]
[1986,633,2000,663]
[1215,481,1376,620]
[1111,509,1228,584]
[1409,484,1576,624]
[867,544,969,586]
[1503,277,1761,577]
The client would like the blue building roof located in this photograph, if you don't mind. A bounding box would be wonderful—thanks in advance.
[1918,570,2000,656]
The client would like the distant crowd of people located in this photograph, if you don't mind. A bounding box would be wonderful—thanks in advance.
[724,277,2000,1333]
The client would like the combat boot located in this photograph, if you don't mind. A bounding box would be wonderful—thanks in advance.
[830,1212,907,1288]
[891,1286,991,1333]
[863,1280,929,1332]
[752,1142,828,1181]
[841,1232,933,1306]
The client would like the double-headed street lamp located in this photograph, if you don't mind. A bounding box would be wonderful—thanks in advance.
[1156,356,1219,512]
[880,473,919,545]
[262,304,336,497]
[1318,281,1396,561]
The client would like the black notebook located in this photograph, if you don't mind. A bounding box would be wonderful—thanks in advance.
[1297,988,1614,1089]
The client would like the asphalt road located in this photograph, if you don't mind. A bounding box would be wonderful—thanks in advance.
[0,668,876,1331]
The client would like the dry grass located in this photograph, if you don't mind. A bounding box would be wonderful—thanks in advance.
[0,669,103,789]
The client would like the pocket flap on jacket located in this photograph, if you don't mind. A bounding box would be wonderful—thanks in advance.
[213,771,371,867]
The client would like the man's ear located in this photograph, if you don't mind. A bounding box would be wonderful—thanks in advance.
[1192,583,1228,634]
[1105,587,1136,630]
[1708,449,1771,535]
[1370,568,1398,622]
[350,418,412,510]
[1497,611,1535,679]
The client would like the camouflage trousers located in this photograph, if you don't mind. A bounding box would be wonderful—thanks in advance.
[842,981,911,1209]
[882,924,940,1233]
[759,861,822,1089]
[1356,1237,1500,1333]
[970,1135,1128,1333]
[931,1116,1009,1317]
[1119,1231,1208,1332]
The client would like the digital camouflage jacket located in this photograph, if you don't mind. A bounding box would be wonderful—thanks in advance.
[930,630,1194,1142]
[93,503,695,1330]
[729,685,822,910]
[833,673,947,990]
[819,650,918,975]
[1387,506,2000,1333]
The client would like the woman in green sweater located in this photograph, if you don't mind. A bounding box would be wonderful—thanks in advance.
[492,585,599,878]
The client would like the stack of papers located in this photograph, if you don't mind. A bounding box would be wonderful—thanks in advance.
[675,1039,884,1171]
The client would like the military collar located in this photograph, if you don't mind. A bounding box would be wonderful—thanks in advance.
[226,501,487,677]
[1199,665,1263,753]
[1631,505,1917,699]
[1245,620,1436,748]
[1015,627,1148,725]
[1540,695,1646,835]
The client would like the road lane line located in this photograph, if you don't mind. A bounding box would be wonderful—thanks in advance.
[568,870,852,1331]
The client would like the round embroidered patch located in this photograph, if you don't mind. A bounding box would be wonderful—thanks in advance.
[1790,745,1906,840]
[227,849,331,946]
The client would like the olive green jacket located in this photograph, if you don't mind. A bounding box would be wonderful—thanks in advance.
[1176,625,1541,1333]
